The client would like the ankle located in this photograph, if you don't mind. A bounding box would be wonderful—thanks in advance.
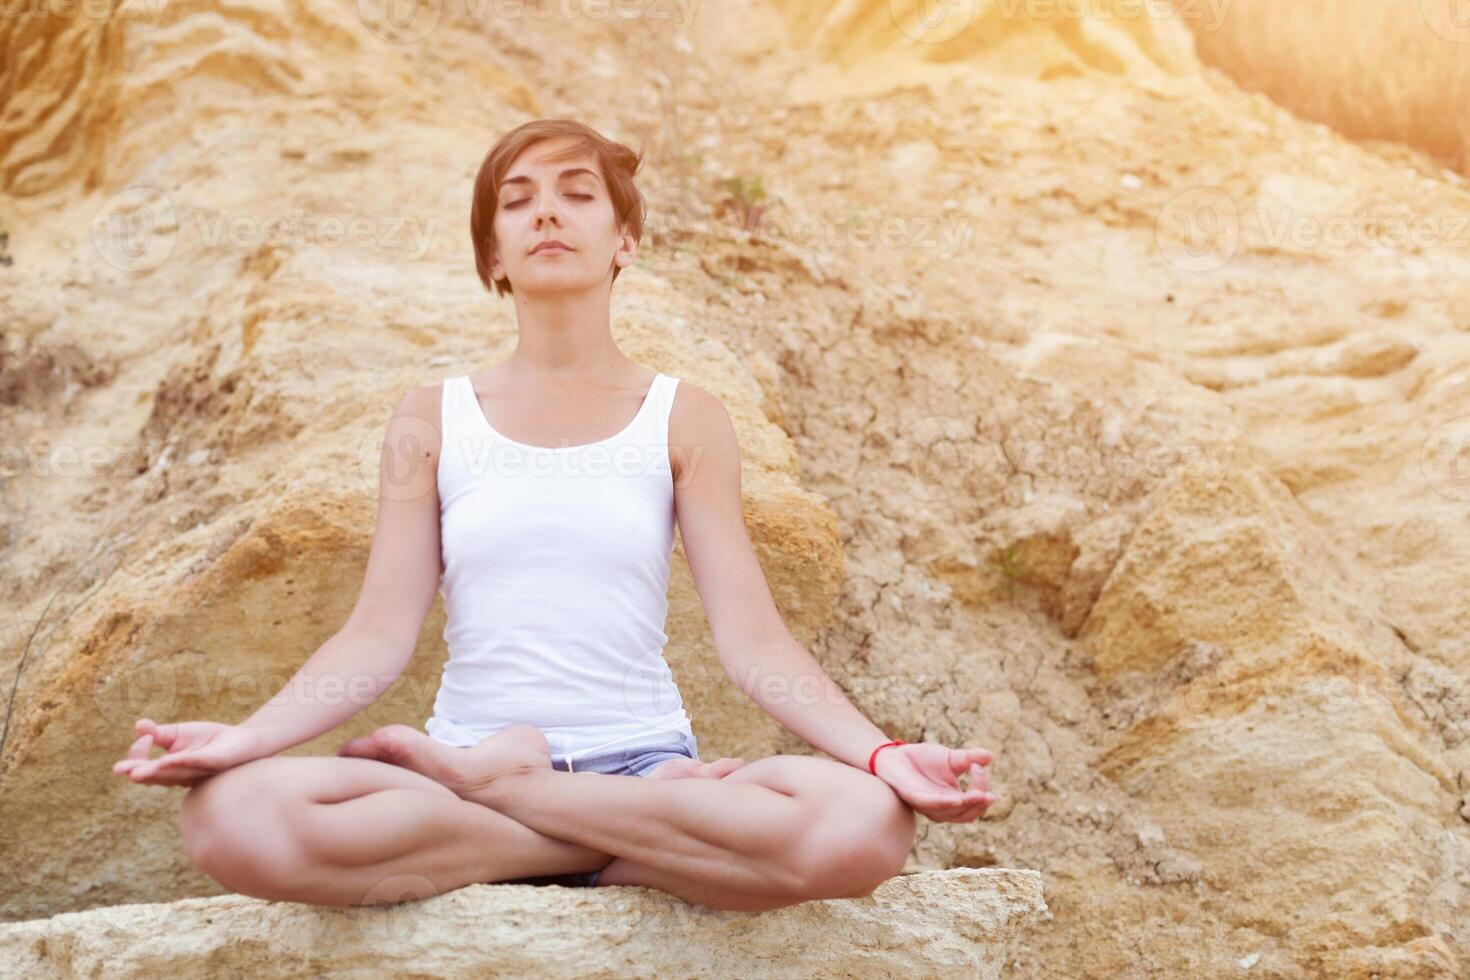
[455,763,545,806]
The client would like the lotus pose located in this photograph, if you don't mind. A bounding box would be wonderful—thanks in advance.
[112,119,996,912]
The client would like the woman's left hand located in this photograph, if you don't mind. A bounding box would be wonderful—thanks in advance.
[871,742,996,823]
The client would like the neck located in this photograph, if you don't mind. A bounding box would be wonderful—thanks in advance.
[503,285,628,378]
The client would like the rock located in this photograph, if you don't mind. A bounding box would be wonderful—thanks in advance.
[0,870,1045,980]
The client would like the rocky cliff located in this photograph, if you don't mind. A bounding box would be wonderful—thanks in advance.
[2,1,1468,976]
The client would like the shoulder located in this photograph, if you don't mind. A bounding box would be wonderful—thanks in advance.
[386,381,445,462]
[668,380,738,484]
[669,379,734,437]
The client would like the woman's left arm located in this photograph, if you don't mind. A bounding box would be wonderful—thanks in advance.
[669,384,996,823]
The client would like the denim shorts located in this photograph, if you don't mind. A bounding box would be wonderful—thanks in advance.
[502,731,699,889]
[554,730,699,777]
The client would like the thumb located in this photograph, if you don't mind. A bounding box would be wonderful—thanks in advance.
[962,747,992,768]
[139,744,212,774]
[138,718,181,750]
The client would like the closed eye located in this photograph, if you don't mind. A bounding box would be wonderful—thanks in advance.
[503,193,594,209]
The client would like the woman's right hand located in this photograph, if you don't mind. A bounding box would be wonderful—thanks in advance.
[112,717,273,787]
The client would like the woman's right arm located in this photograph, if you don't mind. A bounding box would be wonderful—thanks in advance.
[114,384,444,782]
[237,384,445,756]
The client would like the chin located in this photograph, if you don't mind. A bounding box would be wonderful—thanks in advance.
[514,270,602,292]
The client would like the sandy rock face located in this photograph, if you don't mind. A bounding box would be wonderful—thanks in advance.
[4,0,1470,976]
[0,869,1045,979]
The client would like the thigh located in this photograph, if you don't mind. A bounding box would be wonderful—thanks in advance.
[720,753,914,840]
[720,754,916,890]
[182,754,459,830]
[718,752,886,798]
[181,755,616,888]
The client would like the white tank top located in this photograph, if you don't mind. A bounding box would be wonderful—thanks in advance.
[425,371,694,766]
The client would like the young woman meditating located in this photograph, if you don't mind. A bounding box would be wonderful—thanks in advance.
[112,118,997,912]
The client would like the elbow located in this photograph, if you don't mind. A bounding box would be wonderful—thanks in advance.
[715,629,796,693]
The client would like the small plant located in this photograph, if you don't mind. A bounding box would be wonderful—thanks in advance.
[993,543,1026,599]
[719,175,771,232]
[996,543,1023,579]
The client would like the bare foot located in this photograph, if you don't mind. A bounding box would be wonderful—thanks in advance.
[644,756,748,780]
[337,722,552,803]
[337,723,458,782]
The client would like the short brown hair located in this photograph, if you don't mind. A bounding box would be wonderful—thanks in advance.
[470,119,647,298]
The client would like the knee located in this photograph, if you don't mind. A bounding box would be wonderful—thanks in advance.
[179,761,303,890]
[794,775,916,900]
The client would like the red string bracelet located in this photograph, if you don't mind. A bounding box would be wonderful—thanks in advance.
[868,739,907,774]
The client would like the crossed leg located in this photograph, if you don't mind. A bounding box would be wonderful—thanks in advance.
[178,725,916,912]
[586,753,916,908]
[180,754,604,905]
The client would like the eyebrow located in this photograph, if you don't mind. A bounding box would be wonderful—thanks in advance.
[500,167,600,190]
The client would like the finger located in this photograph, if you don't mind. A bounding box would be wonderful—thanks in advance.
[966,763,992,794]
[131,760,210,783]
[952,801,991,824]
[133,766,211,786]
[130,750,204,779]
[950,748,990,773]
[707,757,745,777]
[958,799,993,828]
[914,795,971,818]
[145,722,180,750]
[937,781,994,817]
[958,789,993,812]
[933,789,993,822]
[955,747,992,771]
[122,732,154,762]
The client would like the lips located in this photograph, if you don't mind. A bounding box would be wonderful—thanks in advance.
[531,240,573,254]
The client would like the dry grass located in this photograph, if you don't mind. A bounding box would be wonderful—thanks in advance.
[1178,0,1470,175]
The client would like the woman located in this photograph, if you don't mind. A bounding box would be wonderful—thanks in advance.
[112,119,996,912]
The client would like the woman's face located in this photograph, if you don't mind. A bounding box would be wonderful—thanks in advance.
[489,137,633,297]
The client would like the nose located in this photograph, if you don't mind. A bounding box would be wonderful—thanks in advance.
[534,197,562,229]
